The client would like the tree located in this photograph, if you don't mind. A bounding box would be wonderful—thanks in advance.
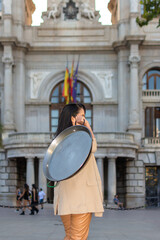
[136,0,160,28]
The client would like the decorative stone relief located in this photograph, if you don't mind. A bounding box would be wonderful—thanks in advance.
[2,46,13,66]
[29,72,49,99]
[42,0,100,24]
[63,0,79,20]
[92,71,113,99]
[129,109,139,125]
[129,55,141,68]
[48,2,61,20]
[80,2,95,20]
[2,57,14,68]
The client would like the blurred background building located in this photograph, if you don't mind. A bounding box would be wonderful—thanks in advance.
[0,0,160,208]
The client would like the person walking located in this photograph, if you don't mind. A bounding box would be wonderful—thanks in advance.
[54,103,104,240]
[30,184,39,215]
[38,188,45,209]
[19,183,31,215]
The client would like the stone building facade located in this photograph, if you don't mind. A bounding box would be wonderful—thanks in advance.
[0,0,160,207]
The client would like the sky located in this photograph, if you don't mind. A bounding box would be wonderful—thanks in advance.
[32,0,111,26]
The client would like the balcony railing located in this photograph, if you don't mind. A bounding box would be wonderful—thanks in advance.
[4,132,135,147]
[142,90,160,97]
[3,132,54,146]
[95,132,135,144]
[142,137,160,145]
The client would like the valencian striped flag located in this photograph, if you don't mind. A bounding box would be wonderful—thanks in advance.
[69,61,74,102]
[62,64,70,104]
[72,59,79,103]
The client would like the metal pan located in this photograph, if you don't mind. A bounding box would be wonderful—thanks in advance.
[43,125,92,182]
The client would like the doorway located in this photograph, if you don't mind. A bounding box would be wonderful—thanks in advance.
[145,166,160,207]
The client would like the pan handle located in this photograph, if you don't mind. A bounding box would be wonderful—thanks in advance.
[47,181,58,188]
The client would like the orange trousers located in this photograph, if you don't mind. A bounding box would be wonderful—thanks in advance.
[60,213,92,240]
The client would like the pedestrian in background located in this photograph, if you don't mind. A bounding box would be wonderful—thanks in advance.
[38,188,45,209]
[30,184,39,215]
[19,183,31,215]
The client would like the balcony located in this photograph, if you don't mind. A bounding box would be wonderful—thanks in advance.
[3,132,138,159]
[3,132,54,159]
[3,132,54,147]
[142,137,160,148]
[95,132,138,159]
[142,90,160,102]
[95,132,135,145]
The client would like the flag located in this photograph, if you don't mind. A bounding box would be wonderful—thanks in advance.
[69,61,74,102]
[72,60,79,103]
[62,65,70,104]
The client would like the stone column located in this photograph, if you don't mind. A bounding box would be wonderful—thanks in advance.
[128,44,141,129]
[38,158,47,195]
[3,0,12,36]
[15,51,25,131]
[129,0,139,35]
[2,45,15,132]
[107,158,116,205]
[117,0,130,40]
[96,158,104,196]
[117,50,127,131]
[26,158,35,190]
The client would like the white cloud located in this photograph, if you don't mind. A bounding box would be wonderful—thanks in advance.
[32,0,111,26]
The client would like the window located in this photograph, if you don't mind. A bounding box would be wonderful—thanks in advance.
[50,81,92,132]
[143,69,160,90]
[145,107,160,137]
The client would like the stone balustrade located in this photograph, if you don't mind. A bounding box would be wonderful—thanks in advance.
[3,132,137,159]
[142,137,160,146]
[142,90,160,98]
[4,131,135,146]
[95,132,135,144]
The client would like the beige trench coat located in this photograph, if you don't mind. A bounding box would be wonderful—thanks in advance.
[54,137,104,217]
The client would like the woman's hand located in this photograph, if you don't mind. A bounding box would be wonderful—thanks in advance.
[76,116,95,139]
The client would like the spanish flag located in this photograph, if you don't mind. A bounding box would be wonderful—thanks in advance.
[62,65,70,104]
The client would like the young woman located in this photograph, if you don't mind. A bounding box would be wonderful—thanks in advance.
[19,183,31,215]
[30,184,39,215]
[54,103,104,240]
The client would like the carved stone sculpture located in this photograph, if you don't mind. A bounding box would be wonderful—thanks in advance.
[80,2,95,20]
[48,3,61,20]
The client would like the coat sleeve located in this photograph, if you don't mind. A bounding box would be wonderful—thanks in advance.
[91,137,97,153]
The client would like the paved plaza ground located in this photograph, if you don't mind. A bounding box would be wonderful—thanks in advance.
[0,204,159,240]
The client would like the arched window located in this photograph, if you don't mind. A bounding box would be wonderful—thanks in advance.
[50,81,92,132]
[142,69,160,90]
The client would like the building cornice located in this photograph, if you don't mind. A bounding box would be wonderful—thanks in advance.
[0,37,30,50]
[113,35,145,51]
[27,45,114,52]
